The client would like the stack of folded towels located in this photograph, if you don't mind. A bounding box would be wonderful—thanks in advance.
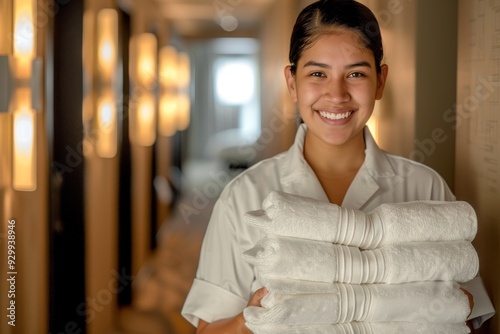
[242,191,479,334]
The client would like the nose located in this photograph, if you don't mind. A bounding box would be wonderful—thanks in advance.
[323,77,350,104]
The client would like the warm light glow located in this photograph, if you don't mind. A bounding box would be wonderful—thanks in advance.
[176,94,190,131]
[96,92,117,158]
[129,33,158,145]
[13,107,36,191]
[139,96,154,125]
[177,52,190,89]
[13,0,36,58]
[97,9,118,81]
[9,1,39,191]
[92,9,120,157]
[0,6,4,54]
[131,93,156,146]
[159,92,178,137]
[159,46,179,136]
[14,110,33,153]
[366,114,379,144]
[159,46,178,87]
[130,33,157,88]
[99,103,114,130]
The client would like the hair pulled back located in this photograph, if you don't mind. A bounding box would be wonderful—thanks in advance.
[289,0,384,74]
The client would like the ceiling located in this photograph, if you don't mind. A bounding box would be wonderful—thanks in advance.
[124,0,277,39]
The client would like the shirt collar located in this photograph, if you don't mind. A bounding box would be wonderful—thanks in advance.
[363,126,397,178]
[342,127,396,209]
[282,125,396,178]
[281,123,310,184]
[281,124,329,201]
[281,124,396,205]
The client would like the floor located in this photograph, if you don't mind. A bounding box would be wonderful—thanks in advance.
[114,160,237,334]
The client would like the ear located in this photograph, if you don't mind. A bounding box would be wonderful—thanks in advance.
[375,64,389,100]
[284,65,298,103]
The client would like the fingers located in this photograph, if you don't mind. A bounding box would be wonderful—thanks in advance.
[460,288,475,316]
[247,287,269,307]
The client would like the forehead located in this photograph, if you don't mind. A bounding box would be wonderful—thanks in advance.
[299,29,374,65]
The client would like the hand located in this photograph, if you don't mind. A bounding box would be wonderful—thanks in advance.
[247,287,269,307]
[460,288,475,316]
[235,288,269,334]
[196,288,270,334]
[460,288,475,333]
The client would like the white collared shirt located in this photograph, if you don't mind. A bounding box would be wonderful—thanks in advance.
[181,124,494,328]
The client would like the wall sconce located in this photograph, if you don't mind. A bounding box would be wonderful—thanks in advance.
[176,52,191,132]
[158,45,178,137]
[158,48,191,136]
[96,89,117,157]
[176,92,190,132]
[0,0,41,191]
[129,33,157,146]
[95,8,119,158]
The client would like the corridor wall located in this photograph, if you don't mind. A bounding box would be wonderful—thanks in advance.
[456,0,500,332]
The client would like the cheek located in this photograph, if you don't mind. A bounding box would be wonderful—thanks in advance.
[297,83,322,103]
[351,83,378,103]
[296,87,317,117]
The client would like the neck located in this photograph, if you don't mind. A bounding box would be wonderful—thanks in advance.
[304,130,366,176]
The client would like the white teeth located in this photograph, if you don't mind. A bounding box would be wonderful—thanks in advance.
[319,110,352,120]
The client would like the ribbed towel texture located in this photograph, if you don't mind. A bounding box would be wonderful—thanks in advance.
[245,322,471,334]
[243,235,479,284]
[242,191,478,334]
[245,281,470,324]
[244,191,477,249]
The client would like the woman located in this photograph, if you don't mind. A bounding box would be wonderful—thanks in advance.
[182,1,482,332]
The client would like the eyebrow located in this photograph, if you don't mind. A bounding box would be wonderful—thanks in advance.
[303,60,372,70]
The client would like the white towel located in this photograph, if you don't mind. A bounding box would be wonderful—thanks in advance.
[246,322,471,334]
[244,191,477,249]
[244,281,470,325]
[243,235,479,284]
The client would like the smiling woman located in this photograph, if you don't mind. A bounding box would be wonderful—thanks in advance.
[285,32,387,150]
[181,1,490,333]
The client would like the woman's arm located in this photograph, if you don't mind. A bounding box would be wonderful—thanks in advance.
[196,288,268,334]
[197,313,248,334]
[462,288,475,333]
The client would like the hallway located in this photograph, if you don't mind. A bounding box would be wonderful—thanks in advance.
[114,160,228,334]
[1,0,499,333]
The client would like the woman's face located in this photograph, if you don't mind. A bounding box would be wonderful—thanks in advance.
[285,29,388,148]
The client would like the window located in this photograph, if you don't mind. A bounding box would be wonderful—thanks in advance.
[215,58,255,105]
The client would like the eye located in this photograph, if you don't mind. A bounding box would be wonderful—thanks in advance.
[348,72,365,78]
[310,71,325,78]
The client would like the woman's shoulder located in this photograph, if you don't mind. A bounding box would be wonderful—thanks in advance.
[383,152,447,182]
[364,129,448,187]
[379,151,455,201]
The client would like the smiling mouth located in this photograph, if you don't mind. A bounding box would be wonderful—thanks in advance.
[318,110,353,120]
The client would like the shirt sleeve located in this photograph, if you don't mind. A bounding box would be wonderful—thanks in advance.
[181,195,255,327]
[425,167,456,202]
[182,278,247,327]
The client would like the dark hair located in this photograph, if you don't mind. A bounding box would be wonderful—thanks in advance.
[289,0,384,74]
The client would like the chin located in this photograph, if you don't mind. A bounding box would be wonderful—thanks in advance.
[322,127,364,146]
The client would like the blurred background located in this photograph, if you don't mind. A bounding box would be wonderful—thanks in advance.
[0,0,498,333]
